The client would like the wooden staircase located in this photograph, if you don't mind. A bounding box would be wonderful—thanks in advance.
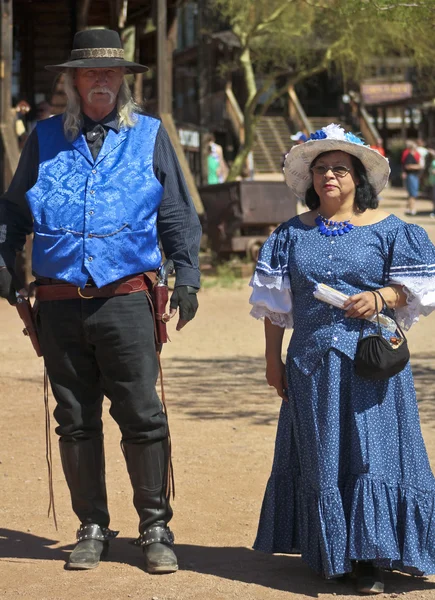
[309,117,341,131]
[253,116,291,173]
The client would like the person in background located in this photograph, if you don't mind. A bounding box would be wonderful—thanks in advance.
[209,134,228,182]
[27,100,54,133]
[416,138,429,195]
[290,131,308,145]
[207,142,221,184]
[402,140,421,215]
[416,137,428,171]
[370,136,385,157]
[13,100,31,148]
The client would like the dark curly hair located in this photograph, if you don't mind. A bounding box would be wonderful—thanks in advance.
[305,152,378,212]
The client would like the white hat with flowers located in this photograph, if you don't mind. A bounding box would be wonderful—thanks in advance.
[283,124,390,199]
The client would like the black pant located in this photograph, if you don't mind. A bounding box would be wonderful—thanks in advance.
[37,292,167,442]
[37,292,172,530]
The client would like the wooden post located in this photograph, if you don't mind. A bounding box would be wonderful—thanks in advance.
[0,0,19,192]
[400,107,407,144]
[157,1,204,214]
[166,9,177,108]
[157,0,169,115]
[77,0,92,31]
[197,0,208,186]
[382,106,388,149]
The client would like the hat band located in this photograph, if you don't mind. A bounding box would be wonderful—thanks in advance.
[70,48,125,60]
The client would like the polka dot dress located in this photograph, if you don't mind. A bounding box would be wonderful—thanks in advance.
[250,214,435,578]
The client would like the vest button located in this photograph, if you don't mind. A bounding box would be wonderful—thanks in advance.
[88,256,93,262]
[92,169,97,174]
[90,190,95,194]
[89,210,94,215]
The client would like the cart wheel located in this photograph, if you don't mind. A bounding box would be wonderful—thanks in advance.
[247,241,262,262]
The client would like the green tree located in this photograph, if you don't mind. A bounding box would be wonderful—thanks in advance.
[210,0,435,181]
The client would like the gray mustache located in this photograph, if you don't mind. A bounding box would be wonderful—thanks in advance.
[87,87,116,104]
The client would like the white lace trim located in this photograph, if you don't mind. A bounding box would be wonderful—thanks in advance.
[250,305,294,329]
[389,275,435,330]
[249,270,291,291]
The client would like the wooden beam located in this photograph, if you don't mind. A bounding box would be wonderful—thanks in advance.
[0,0,20,190]
[197,0,209,186]
[160,113,204,215]
[157,0,169,114]
[77,0,92,31]
[166,9,177,107]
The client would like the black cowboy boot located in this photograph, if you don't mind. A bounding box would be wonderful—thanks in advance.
[59,437,116,570]
[122,439,178,574]
[67,523,118,570]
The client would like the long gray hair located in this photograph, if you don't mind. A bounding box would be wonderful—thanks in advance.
[63,69,139,140]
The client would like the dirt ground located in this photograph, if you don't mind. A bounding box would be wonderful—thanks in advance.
[1,188,435,600]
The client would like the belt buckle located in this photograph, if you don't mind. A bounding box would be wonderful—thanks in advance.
[77,287,94,299]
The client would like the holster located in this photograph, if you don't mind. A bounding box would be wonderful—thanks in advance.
[15,296,43,357]
[143,272,170,346]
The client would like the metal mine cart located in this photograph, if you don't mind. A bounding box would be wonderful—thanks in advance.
[199,180,298,261]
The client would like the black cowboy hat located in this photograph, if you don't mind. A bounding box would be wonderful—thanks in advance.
[45,29,148,73]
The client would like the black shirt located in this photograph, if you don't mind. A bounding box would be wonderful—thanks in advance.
[0,111,201,288]
[403,151,421,174]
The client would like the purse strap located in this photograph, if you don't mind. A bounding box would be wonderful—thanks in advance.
[373,289,408,342]
[372,291,382,333]
[358,291,381,340]
[358,290,407,342]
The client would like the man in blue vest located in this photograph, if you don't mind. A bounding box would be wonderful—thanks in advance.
[0,29,201,573]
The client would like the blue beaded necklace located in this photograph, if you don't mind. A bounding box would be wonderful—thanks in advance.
[315,213,355,237]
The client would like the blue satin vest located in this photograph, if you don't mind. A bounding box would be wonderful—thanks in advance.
[26,114,163,287]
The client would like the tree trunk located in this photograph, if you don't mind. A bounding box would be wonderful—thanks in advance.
[226,45,258,181]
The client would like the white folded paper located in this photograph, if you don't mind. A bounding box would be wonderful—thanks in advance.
[313,283,397,332]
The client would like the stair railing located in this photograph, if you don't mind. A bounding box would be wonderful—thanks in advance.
[287,85,313,135]
[349,91,380,146]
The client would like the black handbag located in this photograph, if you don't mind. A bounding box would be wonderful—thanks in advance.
[354,291,410,380]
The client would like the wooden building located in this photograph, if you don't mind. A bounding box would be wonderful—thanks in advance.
[1,0,202,213]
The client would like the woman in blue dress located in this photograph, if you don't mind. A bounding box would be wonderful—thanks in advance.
[249,124,435,595]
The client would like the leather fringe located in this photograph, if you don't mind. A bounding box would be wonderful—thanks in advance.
[144,289,175,501]
[44,366,58,530]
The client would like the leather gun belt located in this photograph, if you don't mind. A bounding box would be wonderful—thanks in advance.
[35,273,156,302]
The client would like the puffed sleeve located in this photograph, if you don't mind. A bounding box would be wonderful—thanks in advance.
[249,224,293,328]
[387,223,435,329]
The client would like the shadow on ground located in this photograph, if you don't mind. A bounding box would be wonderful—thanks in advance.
[1,529,434,598]
[162,353,435,429]
[2,351,434,428]
[163,356,278,426]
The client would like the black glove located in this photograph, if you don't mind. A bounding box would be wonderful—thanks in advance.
[169,286,199,322]
[0,267,19,305]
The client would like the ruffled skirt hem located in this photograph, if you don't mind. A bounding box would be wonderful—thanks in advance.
[253,472,435,578]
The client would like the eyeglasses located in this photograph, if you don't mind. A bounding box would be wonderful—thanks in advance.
[310,165,351,177]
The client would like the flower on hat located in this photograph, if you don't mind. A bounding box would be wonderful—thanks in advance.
[321,123,346,140]
[344,131,365,145]
[306,123,367,146]
[309,130,327,140]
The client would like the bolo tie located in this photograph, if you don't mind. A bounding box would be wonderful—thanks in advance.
[85,124,105,160]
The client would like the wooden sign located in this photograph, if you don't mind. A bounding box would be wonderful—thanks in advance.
[361,82,412,105]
